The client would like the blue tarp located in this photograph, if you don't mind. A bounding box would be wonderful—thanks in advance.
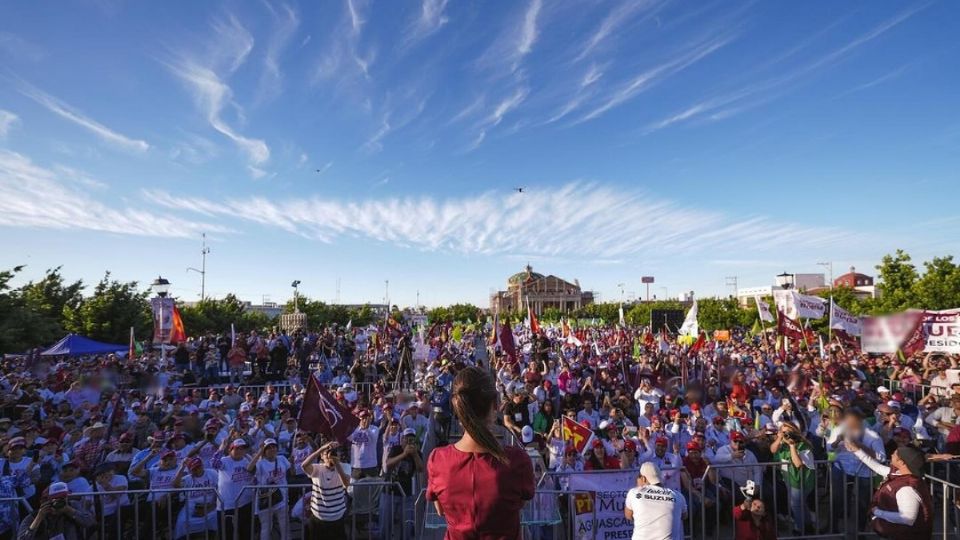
[40,334,127,356]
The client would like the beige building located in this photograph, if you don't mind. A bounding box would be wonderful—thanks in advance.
[490,264,594,314]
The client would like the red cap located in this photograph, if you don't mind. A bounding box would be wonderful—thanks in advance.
[592,439,604,449]
[730,432,745,442]
[655,436,669,446]
[623,440,637,452]
[690,403,700,411]
[686,441,702,452]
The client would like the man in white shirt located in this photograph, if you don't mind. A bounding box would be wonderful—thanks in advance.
[624,462,687,540]
[925,393,960,439]
[348,410,380,479]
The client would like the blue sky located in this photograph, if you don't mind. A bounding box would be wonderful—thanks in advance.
[1,0,958,308]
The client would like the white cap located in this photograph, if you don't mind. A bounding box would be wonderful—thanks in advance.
[640,462,662,484]
[263,438,278,447]
[598,420,610,430]
[401,428,417,438]
[877,386,890,393]
[521,425,534,444]
[887,400,901,409]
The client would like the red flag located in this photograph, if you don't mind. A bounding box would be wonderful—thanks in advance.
[689,331,706,355]
[128,327,136,360]
[777,309,804,340]
[529,304,541,334]
[298,373,360,444]
[170,306,186,344]
[499,321,518,364]
[643,330,655,348]
[899,312,927,357]
[561,417,594,455]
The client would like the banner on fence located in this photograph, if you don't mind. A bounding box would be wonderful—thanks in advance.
[568,470,635,540]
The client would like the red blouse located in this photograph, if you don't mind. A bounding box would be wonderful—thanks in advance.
[427,444,535,540]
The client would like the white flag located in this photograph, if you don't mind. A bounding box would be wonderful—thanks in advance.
[618,304,625,327]
[829,300,861,336]
[755,297,775,323]
[345,319,352,331]
[679,300,698,336]
[773,290,826,319]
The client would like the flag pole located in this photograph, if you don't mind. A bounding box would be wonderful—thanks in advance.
[828,297,834,342]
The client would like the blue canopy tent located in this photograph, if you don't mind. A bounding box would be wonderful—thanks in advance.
[40,334,127,357]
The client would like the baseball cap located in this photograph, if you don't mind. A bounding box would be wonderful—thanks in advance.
[521,425,534,444]
[877,386,890,393]
[640,462,662,484]
[623,440,637,452]
[230,438,249,449]
[160,449,177,459]
[263,438,278,447]
[655,436,668,446]
[598,420,610,430]
[730,432,746,442]
[46,482,70,500]
[7,437,26,449]
[686,441,702,452]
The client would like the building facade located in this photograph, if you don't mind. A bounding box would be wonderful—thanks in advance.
[489,264,594,314]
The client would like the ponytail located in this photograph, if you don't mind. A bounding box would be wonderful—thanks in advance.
[451,367,508,464]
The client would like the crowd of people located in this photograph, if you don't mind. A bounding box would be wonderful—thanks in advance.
[0,317,957,540]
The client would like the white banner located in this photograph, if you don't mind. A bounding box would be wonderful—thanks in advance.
[773,290,826,320]
[568,470,636,540]
[679,300,698,336]
[755,296,775,323]
[829,300,862,336]
[921,309,960,353]
[862,312,921,354]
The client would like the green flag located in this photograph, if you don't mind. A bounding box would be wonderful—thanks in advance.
[750,319,762,336]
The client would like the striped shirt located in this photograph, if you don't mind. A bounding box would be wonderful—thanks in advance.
[306,463,346,521]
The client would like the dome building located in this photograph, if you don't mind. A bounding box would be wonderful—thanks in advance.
[489,264,595,314]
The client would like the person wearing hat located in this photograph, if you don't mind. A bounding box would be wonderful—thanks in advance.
[1,436,39,506]
[924,393,960,440]
[211,434,255,540]
[712,431,762,507]
[401,403,429,445]
[347,409,380,480]
[16,481,94,540]
[619,439,640,471]
[519,425,547,477]
[382,428,423,539]
[844,438,933,539]
[624,461,687,540]
[247,438,291,540]
[103,432,137,474]
[638,434,683,491]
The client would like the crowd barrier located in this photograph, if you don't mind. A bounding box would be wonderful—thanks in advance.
[883,377,945,403]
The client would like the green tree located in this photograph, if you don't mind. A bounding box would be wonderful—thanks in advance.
[427,303,483,323]
[64,272,151,344]
[697,297,754,331]
[19,266,84,335]
[914,256,960,310]
[0,266,63,353]
[874,249,919,313]
[540,307,563,323]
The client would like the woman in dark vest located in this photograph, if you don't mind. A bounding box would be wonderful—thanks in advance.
[843,439,933,539]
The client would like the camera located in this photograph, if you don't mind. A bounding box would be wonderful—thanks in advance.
[52,499,67,510]
[784,432,800,444]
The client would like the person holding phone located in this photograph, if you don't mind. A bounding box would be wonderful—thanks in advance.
[301,442,351,540]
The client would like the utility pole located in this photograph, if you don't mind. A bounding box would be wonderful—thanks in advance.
[817,262,834,290]
[416,289,420,310]
[385,280,390,309]
[725,276,738,298]
[335,277,341,304]
[186,233,210,301]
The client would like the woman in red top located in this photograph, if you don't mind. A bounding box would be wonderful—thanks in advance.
[734,499,777,540]
[427,367,535,540]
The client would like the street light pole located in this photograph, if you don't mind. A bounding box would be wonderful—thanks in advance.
[817,261,833,290]
[186,233,211,301]
[151,276,172,364]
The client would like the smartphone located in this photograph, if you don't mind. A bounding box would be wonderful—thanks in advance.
[625,426,638,435]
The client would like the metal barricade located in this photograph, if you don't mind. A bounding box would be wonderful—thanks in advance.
[926,473,960,540]
[72,486,223,540]
[230,482,311,540]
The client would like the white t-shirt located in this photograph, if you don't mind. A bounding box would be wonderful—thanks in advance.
[147,465,179,502]
[348,426,380,469]
[291,445,313,476]
[625,484,686,540]
[254,456,291,510]
[96,474,131,516]
[181,470,219,514]
[211,454,254,509]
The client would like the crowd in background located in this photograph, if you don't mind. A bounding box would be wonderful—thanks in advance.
[0,318,956,539]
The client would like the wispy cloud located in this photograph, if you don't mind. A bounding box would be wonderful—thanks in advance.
[167,15,270,169]
[0,32,45,63]
[405,0,449,46]
[478,0,544,76]
[577,34,734,123]
[0,110,19,138]
[313,0,375,84]
[574,0,662,62]
[258,2,300,103]
[833,63,912,99]
[18,83,150,152]
[0,150,225,237]
[142,182,852,258]
[646,5,928,132]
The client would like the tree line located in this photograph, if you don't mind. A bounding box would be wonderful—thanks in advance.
[1,250,957,353]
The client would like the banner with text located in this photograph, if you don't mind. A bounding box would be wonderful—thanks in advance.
[921,309,960,354]
[862,309,960,354]
[569,470,636,540]
[773,290,826,320]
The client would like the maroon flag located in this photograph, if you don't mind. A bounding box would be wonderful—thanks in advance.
[689,331,706,355]
[777,309,805,340]
[299,373,359,444]
[499,320,517,364]
[899,312,927,357]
